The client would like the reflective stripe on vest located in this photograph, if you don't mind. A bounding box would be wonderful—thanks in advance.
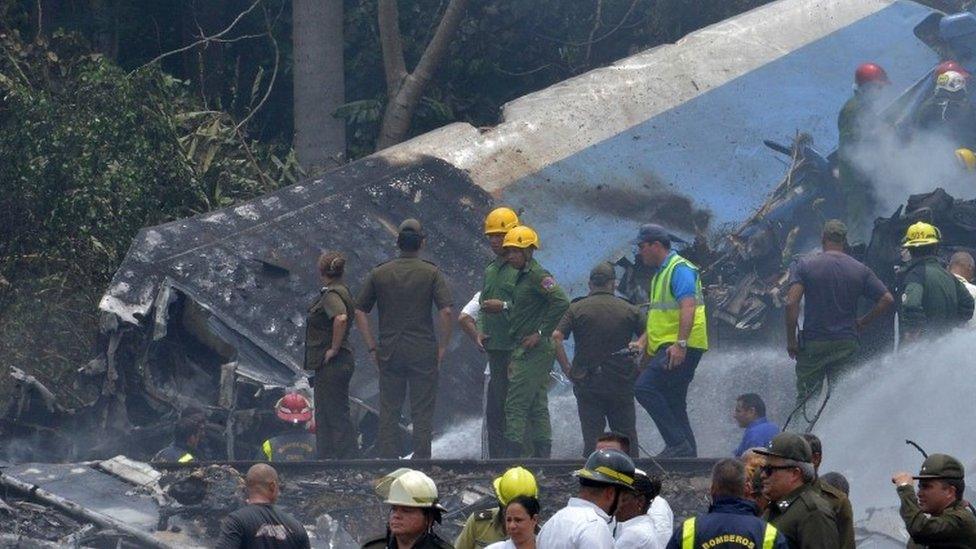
[681,516,779,549]
[646,253,708,353]
[177,453,194,463]
[262,439,273,461]
[762,523,779,549]
[682,517,696,549]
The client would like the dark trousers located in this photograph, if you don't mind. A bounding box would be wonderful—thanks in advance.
[377,367,438,459]
[573,385,638,458]
[314,355,358,459]
[485,349,512,459]
[634,345,703,454]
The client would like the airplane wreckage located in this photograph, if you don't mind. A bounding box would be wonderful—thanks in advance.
[3,0,976,546]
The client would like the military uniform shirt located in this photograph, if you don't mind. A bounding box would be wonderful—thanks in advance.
[362,531,454,549]
[454,507,505,549]
[814,478,854,549]
[304,283,354,371]
[480,258,519,351]
[356,254,452,370]
[764,483,839,549]
[555,291,643,391]
[507,258,570,343]
[897,484,976,548]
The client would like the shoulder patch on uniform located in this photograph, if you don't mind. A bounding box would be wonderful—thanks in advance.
[541,276,557,290]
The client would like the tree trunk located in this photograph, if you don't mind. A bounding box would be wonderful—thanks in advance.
[375,0,470,151]
[292,0,346,171]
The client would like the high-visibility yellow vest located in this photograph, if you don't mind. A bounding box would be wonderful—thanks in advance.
[177,453,194,463]
[646,253,708,352]
[681,517,779,549]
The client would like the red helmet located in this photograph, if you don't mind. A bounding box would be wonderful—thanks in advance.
[936,60,970,78]
[854,63,890,88]
[275,393,313,424]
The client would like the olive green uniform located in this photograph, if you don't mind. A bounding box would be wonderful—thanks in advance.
[357,252,453,459]
[555,291,643,458]
[898,486,976,548]
[837,94,879,234]
[900,256,975,338]
[305,282,358,459]
[479,258,519,458]
[764,483,840,549]
[454,508,505,549]
[503,258,569,456]
[362,531,455,549]
[814,478,855,549]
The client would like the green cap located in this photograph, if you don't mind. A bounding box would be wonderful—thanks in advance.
[822,219,848,243]
[914,454,965,480]
[589,262,616,284]
[754,432,812,463]
[398,218,423,234]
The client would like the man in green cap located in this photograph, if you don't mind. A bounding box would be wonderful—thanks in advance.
[355,218,454,459]
[500,225,569,458]
[756,432,839,548]
[785,219,892,423]
[553,261,643,458]
[892,453,976,548]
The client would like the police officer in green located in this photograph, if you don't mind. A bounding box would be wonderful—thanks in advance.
[899,222,975,342]
[500,225,569,458]
[553,261,643,458]
[892,453,976,548]
[355,219,454,459]
[756,432,839,549]
[802,433,855,549]
[632,223,708,458]
[458,207,521,459]
[305,251,357,458]
[454,466,538,549]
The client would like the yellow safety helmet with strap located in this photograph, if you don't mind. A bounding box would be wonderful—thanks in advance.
[956,148,976,171]
[485,207,520,235]
[377,469,447,511]
[502,225,539,249]
[493,466,538,505]
[902,222,942,248]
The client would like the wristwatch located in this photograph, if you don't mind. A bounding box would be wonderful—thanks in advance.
[675,339,688,349]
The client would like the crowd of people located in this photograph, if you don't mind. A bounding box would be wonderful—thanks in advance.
[211,432,976,548]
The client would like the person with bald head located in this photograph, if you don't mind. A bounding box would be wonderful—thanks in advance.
[216,464,309,549]
[948,251,976,328]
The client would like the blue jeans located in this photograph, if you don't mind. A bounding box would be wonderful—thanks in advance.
[634,345,703,454]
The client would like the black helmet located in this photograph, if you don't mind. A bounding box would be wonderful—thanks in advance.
[574,448,635,489]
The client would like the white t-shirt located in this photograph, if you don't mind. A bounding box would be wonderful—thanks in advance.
[646,496,674,547]
[954,274,976,328]
[484,540,516,549]
[614,514,665,549]
[461,291,481,321]
[537,497,615,549]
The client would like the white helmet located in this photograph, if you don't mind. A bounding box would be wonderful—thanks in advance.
[375,469,446,511]
[937,70,967,93]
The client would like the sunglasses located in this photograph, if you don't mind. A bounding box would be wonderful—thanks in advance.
[760,464,798,476]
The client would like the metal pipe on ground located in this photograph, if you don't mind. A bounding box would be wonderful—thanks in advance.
[0,472,175,549]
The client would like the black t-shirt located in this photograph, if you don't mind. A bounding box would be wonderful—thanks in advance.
[215,503,310,549]
[787,250,888,341]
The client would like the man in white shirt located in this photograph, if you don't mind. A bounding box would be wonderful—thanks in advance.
[614,469,665,549]
[949,252,976,328]
[537,449,636,549]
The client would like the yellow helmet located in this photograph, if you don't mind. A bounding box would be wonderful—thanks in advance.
[376,469,446,510]
[502,225,539,249]
[493,466,538,506]
[956,148,976,171]
[902,222,942,248]
[484,207,520,235]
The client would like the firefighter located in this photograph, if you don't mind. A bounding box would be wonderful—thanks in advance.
[153,414,204,463]
[363,469,453,549]
[355,218,454,459]
[454,466,538,549]
[632,224,707,458]
[257,393,316,462]
[837,62,889,235]
[499,225,569,458]
[458,207,521,458]
[916,70,976,149]
[898,222,975,341]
